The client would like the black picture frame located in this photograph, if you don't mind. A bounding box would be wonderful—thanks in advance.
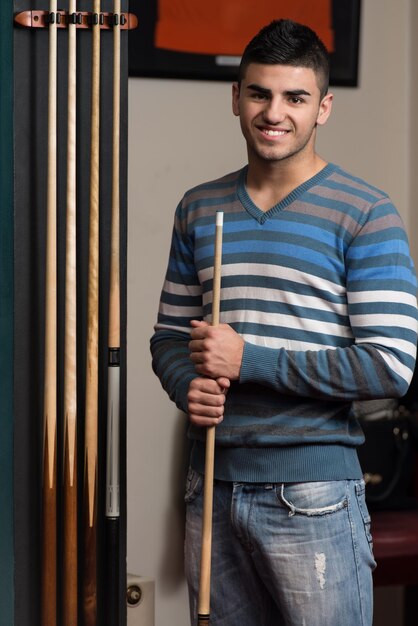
[128,0,361,87]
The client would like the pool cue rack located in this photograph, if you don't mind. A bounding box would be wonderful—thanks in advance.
[11,1,135,624]
[14,9,138,30]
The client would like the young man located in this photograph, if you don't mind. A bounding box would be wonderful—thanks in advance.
[151,19,418,625]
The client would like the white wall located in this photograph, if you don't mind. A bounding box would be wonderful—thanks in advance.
[409,0,418,263]
[318,1,410,225]
[126,2,417,625]
[126,79,244,626]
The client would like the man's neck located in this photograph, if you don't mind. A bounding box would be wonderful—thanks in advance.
[245,154,328,212]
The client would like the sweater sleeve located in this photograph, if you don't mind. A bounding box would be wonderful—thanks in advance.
[240,201,418,400]
[150,204,202,413]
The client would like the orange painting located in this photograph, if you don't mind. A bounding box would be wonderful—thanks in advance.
[155,0,334,57]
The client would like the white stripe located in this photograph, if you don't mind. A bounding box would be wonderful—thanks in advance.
[220,309,353,338]
[242,333,418,363]
[159,303,202,317]
[356,335,417,358]
[242,334,338,351]
[351,313,418,332]
[202,285,348,315]
[377,350,414,384]
[348,290,417,307]
[199,262,346,296]
[163,280,202,297]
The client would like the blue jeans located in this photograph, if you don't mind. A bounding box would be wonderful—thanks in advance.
[185,470,376,626]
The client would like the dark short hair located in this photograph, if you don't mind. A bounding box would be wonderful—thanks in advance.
[238,19,330,98]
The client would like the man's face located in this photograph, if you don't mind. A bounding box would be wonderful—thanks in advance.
[232,63,333,166]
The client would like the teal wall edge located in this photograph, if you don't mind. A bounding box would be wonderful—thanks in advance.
[0,2,14,626]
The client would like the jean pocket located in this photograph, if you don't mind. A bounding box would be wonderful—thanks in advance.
[277,481,349,517]
[355,480,374,554]
[184,467,203,504]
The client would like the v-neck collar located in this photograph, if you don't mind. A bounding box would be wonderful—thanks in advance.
[237,163,337,224]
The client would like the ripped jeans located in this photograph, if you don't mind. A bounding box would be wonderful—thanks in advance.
[185,471,376,626]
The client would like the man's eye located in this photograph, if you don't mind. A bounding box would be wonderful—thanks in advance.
[251,92,267,100]
[290,97,303,104]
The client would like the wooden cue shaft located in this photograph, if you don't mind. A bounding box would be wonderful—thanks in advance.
[41,1,58,624]
[108,0,121,352]
[83,1,101,624]
[105,0,121,621]
[197,211,223,626]
[63,0,78,624]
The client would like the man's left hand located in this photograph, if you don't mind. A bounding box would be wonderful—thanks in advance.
[189,319,244,380]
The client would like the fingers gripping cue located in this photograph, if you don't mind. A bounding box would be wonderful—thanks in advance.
[197,211,223,626]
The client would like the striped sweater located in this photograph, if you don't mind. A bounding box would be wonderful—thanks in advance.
[151,163,418,482]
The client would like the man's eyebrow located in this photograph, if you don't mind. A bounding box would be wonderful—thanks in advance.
[284,89,312,97]
[246,84,312,97]
[246,84,272,96]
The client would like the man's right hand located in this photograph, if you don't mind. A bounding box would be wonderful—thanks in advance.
[187,376,230,427]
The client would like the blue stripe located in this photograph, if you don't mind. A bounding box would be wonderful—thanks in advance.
[196,239,344,269]
[349,302,418,317]
[347,239,410,259]
[158,313,200,327]
[349,256,413,272]
[167,258,198,277]
[354,326,417,344]
[348,265,416,283]
[220,321,353,347]
[161,291,202,307]
[219,297,350,325]
[220,274,348,305]
[198,215,350,249]
[348,278,417,294]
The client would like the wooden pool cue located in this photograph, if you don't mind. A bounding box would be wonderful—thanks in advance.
[105,1,121,623]
[197,211,223,626]
[83,1,101,624]
[41,1,58,624]
[63,1,78,624]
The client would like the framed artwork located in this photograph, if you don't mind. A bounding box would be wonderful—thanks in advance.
[129,0,361,87]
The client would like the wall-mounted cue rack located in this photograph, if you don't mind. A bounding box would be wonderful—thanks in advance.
[6,2,137,625]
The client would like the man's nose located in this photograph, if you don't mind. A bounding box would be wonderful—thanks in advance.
[263,97,286,124]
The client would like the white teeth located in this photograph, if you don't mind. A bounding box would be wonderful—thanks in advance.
[264,129,286,136]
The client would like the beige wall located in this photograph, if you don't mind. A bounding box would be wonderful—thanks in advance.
[409,0,418,265]
[127,2,417,624]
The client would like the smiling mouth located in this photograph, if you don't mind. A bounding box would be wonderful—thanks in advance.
[261,129,289,137]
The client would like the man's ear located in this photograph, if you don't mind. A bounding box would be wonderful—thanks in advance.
[316,92,333,126]
[232,82,240,117]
